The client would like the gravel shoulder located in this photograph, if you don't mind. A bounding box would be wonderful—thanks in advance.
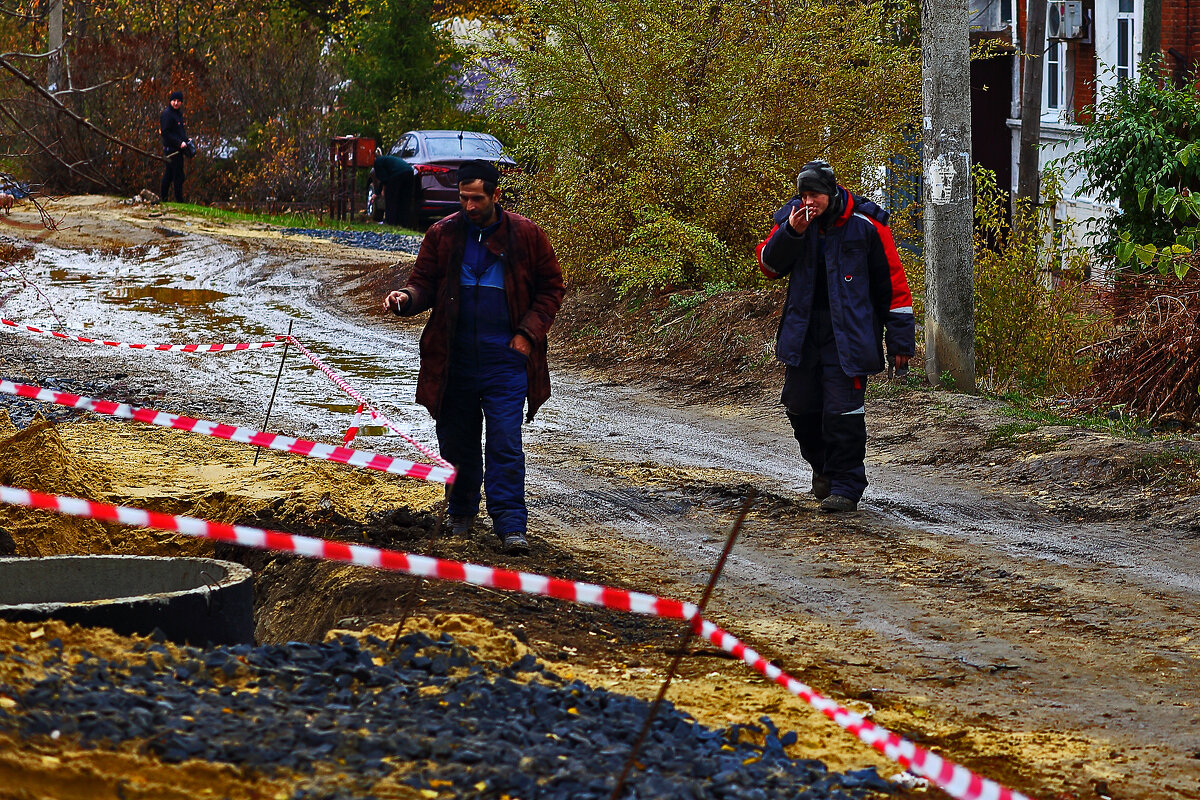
[3,196,1200,800]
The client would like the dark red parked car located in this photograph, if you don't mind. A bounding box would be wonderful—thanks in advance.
[367,129,515,228]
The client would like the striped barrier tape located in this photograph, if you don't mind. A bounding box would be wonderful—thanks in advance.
[0,378,455,485]
[283,335,452,470]
[343,403,365,447]
[2,317,280,352]
[0,482,1029,800]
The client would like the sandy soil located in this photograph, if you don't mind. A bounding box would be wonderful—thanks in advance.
[3,196,1200,800]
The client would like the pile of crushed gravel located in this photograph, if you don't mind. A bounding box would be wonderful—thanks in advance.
[1,628,894,800]
[282,228,424,255]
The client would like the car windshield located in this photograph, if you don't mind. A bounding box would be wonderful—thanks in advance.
[423,135,504,160]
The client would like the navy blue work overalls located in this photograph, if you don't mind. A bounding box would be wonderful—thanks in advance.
[436,219,529,535]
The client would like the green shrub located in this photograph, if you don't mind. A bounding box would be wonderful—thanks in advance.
[972,166,1104,394]
[1060,64,1200,253]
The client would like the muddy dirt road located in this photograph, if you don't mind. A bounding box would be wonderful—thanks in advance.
[3,197,1200,800]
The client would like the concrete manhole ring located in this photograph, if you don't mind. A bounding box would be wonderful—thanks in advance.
[0,555,254,645]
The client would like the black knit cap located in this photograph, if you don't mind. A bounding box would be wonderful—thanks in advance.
[795,160,837,196]
[169,90,184,101]
[457,159,500,186]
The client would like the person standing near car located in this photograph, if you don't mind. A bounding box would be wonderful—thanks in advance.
[372,152,415,226]
[756,159,914,512]
[159,90,192,202]
[383,159,564,553]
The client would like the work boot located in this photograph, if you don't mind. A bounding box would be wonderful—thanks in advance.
[449,515,474,536]
[810,474,832,500]
[818,494,858,513]
[502,531,529,553]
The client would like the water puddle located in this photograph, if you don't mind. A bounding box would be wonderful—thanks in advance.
[2,238,434,454]
[107,287,230,305]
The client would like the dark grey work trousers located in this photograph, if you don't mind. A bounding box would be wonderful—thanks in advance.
[781,308,868,502]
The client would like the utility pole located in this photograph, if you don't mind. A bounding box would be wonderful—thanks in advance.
[921,0,975,391]
[1017,0,1047,205]
[47,0,63,92]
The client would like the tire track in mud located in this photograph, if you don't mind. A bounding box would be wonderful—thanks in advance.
[522,419,1200,800]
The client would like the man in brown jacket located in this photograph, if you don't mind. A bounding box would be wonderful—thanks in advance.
[384,160,564,553]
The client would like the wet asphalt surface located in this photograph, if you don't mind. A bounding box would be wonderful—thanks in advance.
[1,630,891,800]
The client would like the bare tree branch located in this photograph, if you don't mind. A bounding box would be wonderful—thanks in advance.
[0,53,163,161]
[0,100,116,189]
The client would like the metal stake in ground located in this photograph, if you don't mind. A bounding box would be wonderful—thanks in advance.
[254,319,292,466]
[609,489,756,800]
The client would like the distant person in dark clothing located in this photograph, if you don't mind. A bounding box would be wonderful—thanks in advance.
[372,153,414,226]
[159,90,192,202]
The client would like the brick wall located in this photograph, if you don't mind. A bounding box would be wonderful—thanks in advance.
[1161,0,1197,80]
[1011,0,1198,122]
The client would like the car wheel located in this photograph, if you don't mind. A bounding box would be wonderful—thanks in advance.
[367,181,384,222]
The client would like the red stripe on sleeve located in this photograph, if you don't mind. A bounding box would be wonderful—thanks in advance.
[756,224,782,278]
[865,217,913,310]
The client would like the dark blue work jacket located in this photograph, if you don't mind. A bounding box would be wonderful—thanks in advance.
[756,187,915,377]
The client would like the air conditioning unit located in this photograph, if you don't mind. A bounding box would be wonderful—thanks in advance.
[1047,0,1085,39]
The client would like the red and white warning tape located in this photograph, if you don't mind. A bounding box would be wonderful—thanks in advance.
[691,617,1028,800]
[0,379,455,484]
[1,317,444,466]
[0,482,1029,800]
[2,317,280,352]
[283,335,451,470]
[343,403,366,447]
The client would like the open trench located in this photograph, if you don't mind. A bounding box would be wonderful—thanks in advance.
[2,213,1200,799]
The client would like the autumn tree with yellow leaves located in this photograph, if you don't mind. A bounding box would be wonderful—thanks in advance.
[479,0,921,295]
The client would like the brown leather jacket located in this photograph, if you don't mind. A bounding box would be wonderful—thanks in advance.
[394,208,565,421]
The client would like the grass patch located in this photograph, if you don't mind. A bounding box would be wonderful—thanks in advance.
[984,421,1039,449]
[161,202,421,236]
[1131,448,1200,488]
[866,374,931,399]
[996,394,1149,439]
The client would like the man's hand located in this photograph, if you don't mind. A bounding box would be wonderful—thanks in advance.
[509,332,532,356]
[787,203,813,235]
[889,354,911,380]
[384,290,409,316]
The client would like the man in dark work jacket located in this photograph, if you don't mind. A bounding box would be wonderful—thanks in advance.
[756,160,915,513]
[384,160,564,553]
[159,90,191,202]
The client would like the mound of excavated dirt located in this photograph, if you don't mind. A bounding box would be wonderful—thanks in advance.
[0,410,905,793]
[0,417,442,560]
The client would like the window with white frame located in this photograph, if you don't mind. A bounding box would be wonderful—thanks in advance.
[1117,0,1136,81]
[1045,40,1066,114]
